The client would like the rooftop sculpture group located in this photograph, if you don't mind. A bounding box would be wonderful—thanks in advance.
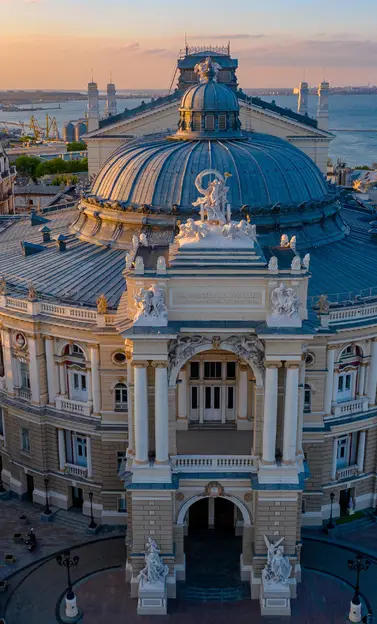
[134,283,168,326]
[271,283,301,318]
[192,169,230,223]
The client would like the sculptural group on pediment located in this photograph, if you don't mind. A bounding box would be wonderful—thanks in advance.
[134,284,168,326]
[222,220,257,241]
[223,334,265,375]
[168,335,210,371]
[271,283,301,318]
[176,218,209,241]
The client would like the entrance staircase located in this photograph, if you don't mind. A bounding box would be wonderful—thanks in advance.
[177,583,249,602]
[52,509,90,533]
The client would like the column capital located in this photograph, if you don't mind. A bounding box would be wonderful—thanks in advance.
[372,337,377,343]
[90,343,100,350]
[284,362,300,369]
[264,361,282,369]
[125,350,133,360]
[239,363,249,372]
[327,344,338,350]
[132,360,149,368]
[27,333,38,340]
[360,361,369,367]
[44,335,54,341]
[152,361,169,369]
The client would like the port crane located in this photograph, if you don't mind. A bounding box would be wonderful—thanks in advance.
[0,113,60,141]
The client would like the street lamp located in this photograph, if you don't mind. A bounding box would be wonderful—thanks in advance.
[43,477,52,515]
[56,550,80,618]
[348,554,371,623]
[326,492,335,531]
[88,491,97,529]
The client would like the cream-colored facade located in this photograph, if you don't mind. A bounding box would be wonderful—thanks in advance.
[0,145,16,215]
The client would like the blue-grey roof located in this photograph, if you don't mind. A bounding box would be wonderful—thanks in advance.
[180,79,239,112]
[91,133,328,211]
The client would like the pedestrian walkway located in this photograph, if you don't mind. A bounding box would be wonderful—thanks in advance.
[303,513,377,560]
[0,498,125,581]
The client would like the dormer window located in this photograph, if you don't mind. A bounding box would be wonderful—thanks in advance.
[193,113,201,131]
[205,114,215,131]
[218,114,227,131]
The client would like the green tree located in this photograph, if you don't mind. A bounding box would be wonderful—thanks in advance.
[354,165,371,170]
[14,155,42,179]
[66,158,88,173]
[67,141,87,152]
[51,174,79,186]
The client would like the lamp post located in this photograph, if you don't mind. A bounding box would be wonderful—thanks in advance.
[56,550,80,619]
[326,492,335,531]
[43,477,52,515]
[88,491,97,530]
[348,554,371,623]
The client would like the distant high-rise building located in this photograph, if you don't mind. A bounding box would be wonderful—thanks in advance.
[297,81,309,115]
[87,81,100,133]
[105,81,117,118]
[317,81,329,131]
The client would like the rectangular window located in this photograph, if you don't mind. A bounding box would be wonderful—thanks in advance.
[73,373,79,390]
[304,388,311,413]
[214,387,220,410]
[190,362,200,379]
[20,362,30,390]
[205,386,212,409]
[191,386,199,410]
[205,114,214,131]
[21,427,30,452]
[337,437,348,460]
[227,386,234,409]
[117,498,127,513]
[218,114,227,131]
[345,375,351,390]
[192,113,201,131]
[226,362,236,379]
[117,451,127,472]
[81,375,87,391]
[0,408,4,437]
[204,362,222,379]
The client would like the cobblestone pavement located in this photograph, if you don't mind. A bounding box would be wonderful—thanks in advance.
[0,498,125,581]
[73,567,364,624]
[304,514,377,558]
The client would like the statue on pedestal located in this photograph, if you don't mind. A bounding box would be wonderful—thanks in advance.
[138,538,169,585]
[262,535,292,585]
[192,169,229,223]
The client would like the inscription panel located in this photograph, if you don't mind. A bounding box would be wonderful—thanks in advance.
[171,288,265,308]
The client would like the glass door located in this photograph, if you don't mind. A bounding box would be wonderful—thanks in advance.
[204,386,221,421]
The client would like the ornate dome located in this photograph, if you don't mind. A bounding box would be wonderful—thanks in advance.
[180,77,239,113]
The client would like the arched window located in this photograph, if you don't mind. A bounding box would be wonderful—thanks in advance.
[304,384,311,413]
[62,343,87,402]
[63,343,85,358]
[114,383,128,411]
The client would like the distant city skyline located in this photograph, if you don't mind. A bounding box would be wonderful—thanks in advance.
[1,0,377,89]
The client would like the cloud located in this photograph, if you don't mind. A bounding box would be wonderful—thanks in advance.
[192,33,265,40]
[141,48,169,55]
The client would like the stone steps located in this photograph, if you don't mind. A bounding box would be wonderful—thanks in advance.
[52,509,90,532]
[177,583,249,603]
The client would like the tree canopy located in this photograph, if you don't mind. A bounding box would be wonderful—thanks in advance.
[67,141,87,152]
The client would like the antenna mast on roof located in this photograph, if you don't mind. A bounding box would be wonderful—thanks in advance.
[185,31,188,55]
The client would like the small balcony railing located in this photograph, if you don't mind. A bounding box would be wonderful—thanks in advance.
[55,396,92,416]
[336,464,359,481]
[332,397,369,418]
[16,387,32,401]
[171,454,257,473]
[64,463,88,478]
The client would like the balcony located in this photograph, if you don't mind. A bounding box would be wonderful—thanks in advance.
[336,464,359,481]
[171,454,257,473]
[64,463,88,478]
[55,396,92,416]
[15,388,32,401]
[332,397,369,418]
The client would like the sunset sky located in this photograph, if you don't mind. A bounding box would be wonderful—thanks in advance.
[1,0,377,90]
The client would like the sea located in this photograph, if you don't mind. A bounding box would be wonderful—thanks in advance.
[1,92,376,167]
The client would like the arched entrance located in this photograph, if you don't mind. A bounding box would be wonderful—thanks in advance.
[180,495,249,598]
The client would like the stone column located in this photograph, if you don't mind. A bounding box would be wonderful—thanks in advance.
[297,357,306,455]
[86,435,92,478]
[332,368,339,403]
[154,362,169,464]
[45,336,57,404]
[367,338,377,405]
[178,366,187,419]
[357,430,366,473]
[199,361,204,424]
[58,428,66,471]
[133,362,149,464]
[221,361,226,424]
[58,362,67,396]
[282,363,300,463]
[28,334,41,404]
[358,362,367,396]
[324,346,337,415]
[126,354,134,454]
[262,363,280,464]
[90,345,101,416]
[2,328,14,395]
[331,437,338,480]
[238,363,248,420]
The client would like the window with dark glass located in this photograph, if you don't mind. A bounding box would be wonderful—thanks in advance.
[205,386,212,409]
[193,113,201,131]
[191,386,199,409]
[218,114,227,130]
[214,387,220,410]
[204,362,222,379]
[205,114,215,131]
[115,383,128,411]
[227,387,234,409]
[190,362,199,379]
[304,385,311,413]
[117,450,127,471]
[226,362,236,379]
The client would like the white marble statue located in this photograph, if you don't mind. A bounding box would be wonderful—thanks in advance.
[125,253,133,269]
[168,335,210,371]
[176,218,209,241]
[271,283,301,318]
[262,535,292,585]
[156,256,166,274]
[139,233,148,247]
[291,255,301,271]
[280,234,290,247]
[268,256,278,272]
[132,234,139,251]
[134,256,144,273]
[222,222,237,239]
[192,169,229,223]
[223,334,265,375]
[194,56,222,83]
[134,284,168,325]
[303,253,310,270]
[238,220,257,241]
[290,235,297,252]
[138,538,169,585]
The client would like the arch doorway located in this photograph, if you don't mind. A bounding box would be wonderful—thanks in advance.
[183,497,245,594]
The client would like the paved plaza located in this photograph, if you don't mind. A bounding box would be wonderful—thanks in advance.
[1,499,376,623]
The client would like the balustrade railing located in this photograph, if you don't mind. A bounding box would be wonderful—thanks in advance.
[16,387,32,401]
[0,296,117,326]
[336,464,359,481]
[55,396,92,416]
[171,455,257,473]
[332,397,369,417]
[64,463,88,478]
